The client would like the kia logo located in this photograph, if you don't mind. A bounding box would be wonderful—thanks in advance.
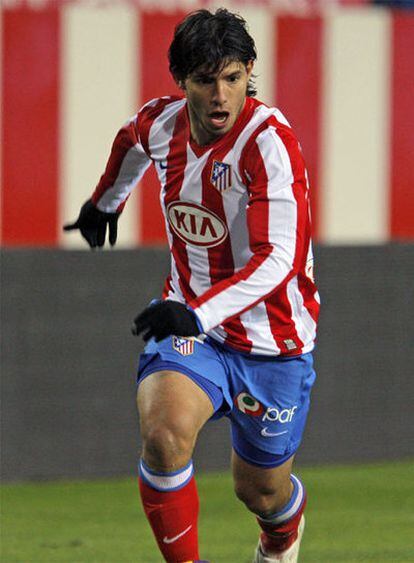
[167,201,228,248]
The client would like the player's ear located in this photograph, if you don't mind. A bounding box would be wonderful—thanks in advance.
[175,78,186,91]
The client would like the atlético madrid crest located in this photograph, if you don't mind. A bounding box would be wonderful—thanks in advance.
[211,160,232,192]
[172,336,195,356]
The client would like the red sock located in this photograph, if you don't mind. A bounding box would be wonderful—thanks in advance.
[139,475,199,562]
[258,497,307,554]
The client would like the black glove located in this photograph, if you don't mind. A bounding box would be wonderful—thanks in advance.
[63,199,119,248]
[132,301,201,342]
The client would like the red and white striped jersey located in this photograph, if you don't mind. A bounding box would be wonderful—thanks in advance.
[92,96,320,356]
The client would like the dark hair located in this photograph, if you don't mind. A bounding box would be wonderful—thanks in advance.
[169,8,257,97]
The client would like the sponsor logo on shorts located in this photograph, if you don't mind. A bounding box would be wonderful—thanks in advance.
[235,392,264,416]
[262,405,298,423]
[172,336,194,356]
[235,391,299,426]
[260,407,298,438]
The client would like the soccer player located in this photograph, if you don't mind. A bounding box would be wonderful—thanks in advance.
[64,8,320,562]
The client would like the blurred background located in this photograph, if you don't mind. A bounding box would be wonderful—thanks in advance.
[1,0,413,483]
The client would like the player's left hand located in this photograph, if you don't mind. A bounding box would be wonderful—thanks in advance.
[132,300,201,342]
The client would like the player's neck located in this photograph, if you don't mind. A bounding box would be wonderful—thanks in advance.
[188,118,222,147]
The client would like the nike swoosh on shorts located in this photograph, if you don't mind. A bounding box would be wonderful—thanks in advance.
[260,428,289,437]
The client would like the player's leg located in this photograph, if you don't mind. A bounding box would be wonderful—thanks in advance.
[232,451,306,562]
[137,369,214,563]
[225,349,316,562]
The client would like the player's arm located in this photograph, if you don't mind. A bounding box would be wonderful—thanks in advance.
[63,116,151,248]
[186,125,310,333]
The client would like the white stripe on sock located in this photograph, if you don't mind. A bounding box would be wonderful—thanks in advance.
[260,475,304,525]
[140,462,193,491]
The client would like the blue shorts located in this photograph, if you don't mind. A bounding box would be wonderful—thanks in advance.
[137,336,316,468]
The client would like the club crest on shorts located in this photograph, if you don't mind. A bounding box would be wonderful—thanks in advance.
[211,160,232,192]
[234,392,264,417]
[172,336,195,356]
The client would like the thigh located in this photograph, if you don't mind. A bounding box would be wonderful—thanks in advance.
[137,369,215,438]
[137,335,233,419]
[137,370,214,471]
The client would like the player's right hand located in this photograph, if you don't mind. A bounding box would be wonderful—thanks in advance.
[63,199,119,248]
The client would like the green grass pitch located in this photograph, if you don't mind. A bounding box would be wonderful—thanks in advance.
[1,461,413,562]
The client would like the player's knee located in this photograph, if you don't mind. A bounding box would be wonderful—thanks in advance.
[141,422,195,471]
[234,480,290,516]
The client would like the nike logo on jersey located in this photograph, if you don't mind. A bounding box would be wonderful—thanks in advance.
[260,427,289,438]
[159,161,168,169]
[163,524,192,544]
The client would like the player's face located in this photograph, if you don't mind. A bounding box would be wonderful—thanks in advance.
[183,60,253,146]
